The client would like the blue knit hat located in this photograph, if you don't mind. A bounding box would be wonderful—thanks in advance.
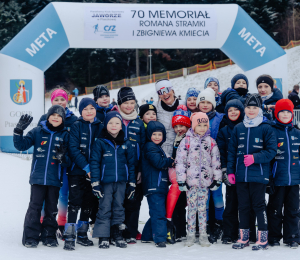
[79,98,97,115]
[204,77,220,92]
[231,74,249,89]
[185,87,200,101]
[104,111,122,129]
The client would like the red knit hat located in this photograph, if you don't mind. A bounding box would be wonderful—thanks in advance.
[275,99,294,124]
[172,105,191,128]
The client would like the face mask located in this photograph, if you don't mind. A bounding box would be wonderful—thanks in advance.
[235,88,248,96]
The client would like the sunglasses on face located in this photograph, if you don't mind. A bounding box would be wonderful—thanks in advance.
[157,87,172,96]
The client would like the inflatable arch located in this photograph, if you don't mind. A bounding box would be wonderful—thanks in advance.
[0,3,287,152]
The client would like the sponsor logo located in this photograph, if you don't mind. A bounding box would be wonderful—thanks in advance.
[82,133,88,135]
[129,126,140,130]
[240,133,245,135]
[82,137,87,140]
[255,138,259,143]
[291,136,298,140]
[42,137,48,139]
[292,149,299,153]
[275,156,284,159]
[238,144,244,148]
[36,154,45,158]
[253,145,263,148]
[41,141,47,145]
[129,137,136,142]
[37,147,45,152]
[103,153,112,157]
[277,150,284,154]
[129,131,136,135]
[237,151,244,155]
[80,144,86,148]
[10,79,32,105]
[122,145,127,149]
[71,184,76,188]
[51,162,55,165]
[52,156,57,160]
[279,138,284,140]
[260,139,263,142]
[278,142,284,147]
[293,163,296,165]
[292,143,300,145]
[293,156,299,159]
[54,144,60,147]
[239,137,244,140]
[55,137,60,141]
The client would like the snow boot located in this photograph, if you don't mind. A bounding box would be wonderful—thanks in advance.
[56,225,64,240]
[76,220,94,246]
[288,241,298,249]
[184,232,195,247]
[155,241,167,248]
[212,219,223,240]
[125,238,137,244]
[63,223,76,251]
[269,240,280,247]
[222,237,236,244]
[136,232,142,240]
[42,237,59,247]
[232,229,250,249]
[99,238,110,249]
[199,233,211,247]
[24,239,39,248]
[206,221,216,244]
[111,224,127,248]
[252,230,268,250]
[167,220,176,244]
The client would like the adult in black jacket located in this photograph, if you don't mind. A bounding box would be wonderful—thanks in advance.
[14,106,71,248]
[141,121,174,247]
[288,85,300,109]
[64,98,103,251]
[216,99,256,244]
[90,111,136,248]
[227,94,277,250]
[267,99,300,248]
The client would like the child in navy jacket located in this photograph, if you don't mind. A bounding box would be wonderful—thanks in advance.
[141,121,174,248]
[14,105,70,248]
[267,99,300,248]
[227,94,277,250]
[93,85,113,122]
[90,111,136,249]
[64,98,103,251]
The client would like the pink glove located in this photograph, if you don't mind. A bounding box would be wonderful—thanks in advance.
[244,155,254,167]
[228,174,235,184]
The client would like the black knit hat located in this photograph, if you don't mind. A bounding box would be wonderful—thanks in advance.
[256,75,274,90]
[47,105,66,122]
[93,85,110,101]
[117,87,136,105]
[139,104,157,119]
[244,93,262,108]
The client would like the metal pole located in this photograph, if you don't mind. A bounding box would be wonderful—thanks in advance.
[149,49,152,82]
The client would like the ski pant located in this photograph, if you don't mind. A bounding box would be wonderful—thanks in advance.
[236,182,267,231]
[187,186,209,234]
[267,185,300,243]
[173,192,187,238]
[67,175,94,224]
[206,184,224,221]
[93,182,126,238]
[142,193,167,244]
[23,184,60,244]
[223,185,256,241]
[123,183,143,239]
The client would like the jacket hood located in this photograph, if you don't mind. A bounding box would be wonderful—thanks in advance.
[146,121,166,145]
[224,99,245,127]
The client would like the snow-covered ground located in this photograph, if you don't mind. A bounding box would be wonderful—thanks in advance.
[48,45,300,115]
[1,151,299,259]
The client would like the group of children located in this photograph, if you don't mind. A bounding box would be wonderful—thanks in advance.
[14,73,300,252]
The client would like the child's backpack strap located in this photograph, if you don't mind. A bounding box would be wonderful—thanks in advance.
[185,136,190,150]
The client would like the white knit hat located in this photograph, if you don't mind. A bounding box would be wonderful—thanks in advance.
[155,79,173,93]
[196,88,216,109]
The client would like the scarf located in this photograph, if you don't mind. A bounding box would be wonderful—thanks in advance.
[215,93,222,106]
[101,128,125,146]
[46,121,64,132]
[243,108,263,128]
[261,92,273,102]
[160,98,179,112]
[118,105,138,121]
[235,88,248,97]
[207,110,216,120]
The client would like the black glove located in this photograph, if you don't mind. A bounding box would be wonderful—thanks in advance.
[126,183,136,200]
[91,182,103,198]
[208,180,222,191]
[55,142,67,164]
[178,182,190,192]
[222,168,231,186]
[266,177,275,195]
[15,114,33,132]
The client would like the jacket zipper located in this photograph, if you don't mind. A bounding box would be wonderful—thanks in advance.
[44,134,53,185]
[260,164,263,175]
[137,143,140,160]
[58,164,61,179]
[115,146,119,182]
[31,159,37,175]
[88,124,92,160]
[235,158,239,174]
[125,164,128,180]
[285,128,291,185]
[272,161,278,178]
[158,171,162,186]
[101,165,105,181]
[245,128,250,182]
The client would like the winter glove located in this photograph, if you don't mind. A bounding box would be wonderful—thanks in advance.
[91,182,104,198]
[266,177,275,195]
[228,174,236,185]
[126,183,136,200]
[222,168,231,186]
[208,180,222,191]
[178,182,190,192]
[244,155,254,167]
[55,142,67,164]
[15,114,33,133]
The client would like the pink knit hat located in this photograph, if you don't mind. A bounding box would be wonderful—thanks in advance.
[51,89,68,103]
[190,112,209,131]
